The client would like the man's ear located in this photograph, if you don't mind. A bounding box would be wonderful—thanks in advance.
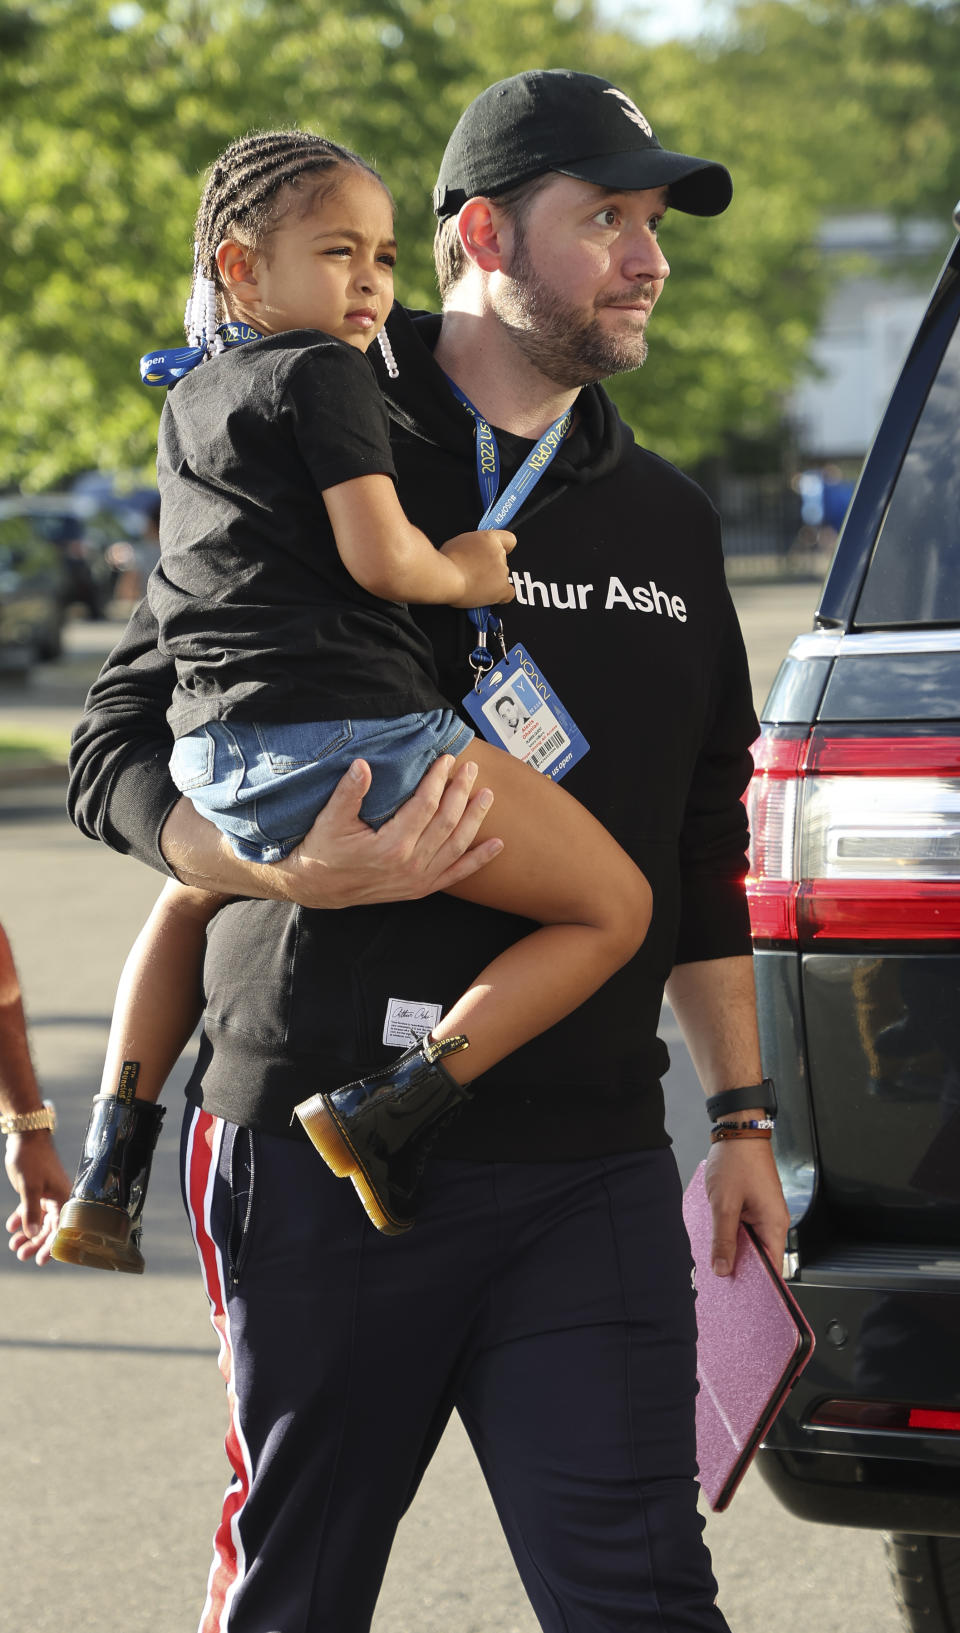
[456,198,510,274]
[215,239,261,308]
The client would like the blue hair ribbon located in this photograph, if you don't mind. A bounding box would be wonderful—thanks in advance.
[140,323,264,387]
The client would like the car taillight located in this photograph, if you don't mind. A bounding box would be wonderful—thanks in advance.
[743,730,806,939]
[809,1400,960,1433]
[745,729,960,943]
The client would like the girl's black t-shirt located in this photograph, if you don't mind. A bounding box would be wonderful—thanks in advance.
[151,329,449,737]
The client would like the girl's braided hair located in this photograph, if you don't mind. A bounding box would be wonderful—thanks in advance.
[185,129,383,351]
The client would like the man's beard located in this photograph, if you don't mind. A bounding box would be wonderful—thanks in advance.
[491,223,652,389]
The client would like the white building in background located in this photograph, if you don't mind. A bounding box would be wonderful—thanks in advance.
[790,213,951,461]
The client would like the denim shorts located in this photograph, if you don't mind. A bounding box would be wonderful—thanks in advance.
[169,709,475,864]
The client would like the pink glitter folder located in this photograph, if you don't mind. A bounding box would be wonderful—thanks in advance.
[682,1160,814,1511]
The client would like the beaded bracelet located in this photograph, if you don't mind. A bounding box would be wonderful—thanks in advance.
[710,1126,773,1144]
[710,1119,776,1133]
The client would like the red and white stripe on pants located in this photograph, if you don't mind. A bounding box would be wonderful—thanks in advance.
[184,1108,254,1633]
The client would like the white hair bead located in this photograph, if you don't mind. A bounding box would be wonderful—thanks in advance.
[182,267,222,359]
[184,276,201,347]
[203,277,218,347]
[184,244,203,347]
[377,326,399,379]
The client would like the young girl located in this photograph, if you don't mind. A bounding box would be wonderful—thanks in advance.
[52,130,651,1268]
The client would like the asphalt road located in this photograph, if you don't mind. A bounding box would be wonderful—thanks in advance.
[0,586,905,1633]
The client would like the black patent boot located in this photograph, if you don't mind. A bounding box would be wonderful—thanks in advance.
[294,1033,471,1235]
[51,1094,165,1273]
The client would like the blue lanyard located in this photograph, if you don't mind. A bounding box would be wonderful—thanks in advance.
[140,322,264,387]
[447,379,573,674]
[448,384,501,512]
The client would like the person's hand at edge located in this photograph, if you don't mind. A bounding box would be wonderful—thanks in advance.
[703,1136,790,1279]
[5,1133,71,1265]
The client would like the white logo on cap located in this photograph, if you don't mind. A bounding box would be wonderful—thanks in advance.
[604,88,653,138]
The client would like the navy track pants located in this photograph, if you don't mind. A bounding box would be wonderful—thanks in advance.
[181,1105,729,1633]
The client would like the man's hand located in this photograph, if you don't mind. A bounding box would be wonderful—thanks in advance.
[283,754,503,909]
[703,1137,790,1278]
[665,955,790,1277]
[5,1132,71,1265]
[164,752,504,907]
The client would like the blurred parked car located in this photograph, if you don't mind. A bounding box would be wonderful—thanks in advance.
[747,204,960,1630]
[0,504,67,670]
[11,494,125,619]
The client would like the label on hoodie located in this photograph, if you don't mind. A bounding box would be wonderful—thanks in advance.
[461,643,589,782]
[382,997,443,1049]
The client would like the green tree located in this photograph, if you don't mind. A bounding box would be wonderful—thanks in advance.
[2,0,958,489]
[602,0,960,464]
[0,0,597,489]
[719,0,960,222]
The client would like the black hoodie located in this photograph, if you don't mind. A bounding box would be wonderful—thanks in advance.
[68,306,758,1159]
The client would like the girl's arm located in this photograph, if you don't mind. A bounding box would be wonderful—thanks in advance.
[321,473,515,609]
[100,880,225,1102]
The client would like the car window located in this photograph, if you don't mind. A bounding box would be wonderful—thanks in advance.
[0,515,36,549]
[0,514,39,561]
[855,305,960,626]
[29,512,65,540]
[0,513,61,574]
[29,510,82,545]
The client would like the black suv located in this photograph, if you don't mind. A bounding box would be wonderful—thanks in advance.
[747,209,960,1630]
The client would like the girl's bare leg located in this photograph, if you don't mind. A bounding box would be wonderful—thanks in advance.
[431,740,652,1082]
[51,881,227,1272]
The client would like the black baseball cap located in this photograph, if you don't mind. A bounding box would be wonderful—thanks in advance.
[434,69,732,221]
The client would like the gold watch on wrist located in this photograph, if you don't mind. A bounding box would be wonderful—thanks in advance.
[0,1100,56,1136]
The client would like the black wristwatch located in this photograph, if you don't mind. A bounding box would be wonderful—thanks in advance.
[704,1079,777,1121]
